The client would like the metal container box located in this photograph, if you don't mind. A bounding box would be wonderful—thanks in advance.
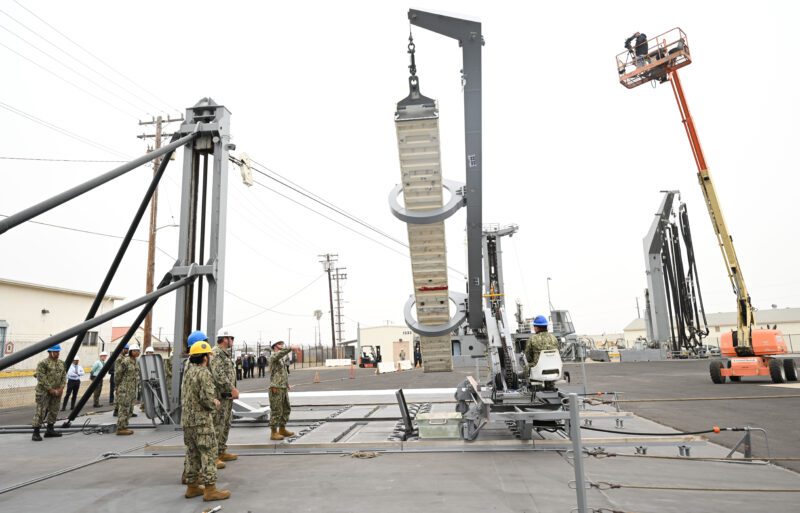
[416,412,463,439]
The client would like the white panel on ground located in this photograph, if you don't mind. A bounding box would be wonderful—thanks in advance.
[377,361,397,374]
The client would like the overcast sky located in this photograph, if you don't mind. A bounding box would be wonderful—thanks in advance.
[1,1,798,347]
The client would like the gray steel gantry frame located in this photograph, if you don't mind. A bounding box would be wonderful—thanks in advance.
[643,190,678,347]
[409,9,484,331]
[169,98,233,415]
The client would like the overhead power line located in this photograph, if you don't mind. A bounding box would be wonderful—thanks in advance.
[0,213,312,320]
[0,21,149,116]
[11,0,181,115]
[0,213,174,259]
[226,274,326,326]
[233,155,466,278]
[0,40,139,119]
[0,100,131,158]
[250,176,412,261]
[248,157,409,249]
[0,156,127,163]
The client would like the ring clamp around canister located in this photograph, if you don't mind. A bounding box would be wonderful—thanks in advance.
[388,179,465,225]
[403,291,468,337]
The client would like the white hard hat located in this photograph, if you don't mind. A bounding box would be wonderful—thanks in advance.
[217,327,235,339]
[73,356,80,361]
[128,343,141,351]
[99,351,108,357]
[145,347,155,354]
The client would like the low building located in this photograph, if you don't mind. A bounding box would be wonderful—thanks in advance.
[0,277,122,408]
[623,307,800,351]
[346,324,415,362]
[0,277,122,369]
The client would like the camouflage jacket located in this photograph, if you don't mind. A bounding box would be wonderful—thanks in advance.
[209,345,236,399]
[114,356,140,396]
[269,347,292,388]
[181,364,217,428]
[525,332,559,367]
[35,357,66,393]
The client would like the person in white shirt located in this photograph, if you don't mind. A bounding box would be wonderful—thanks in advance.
[61,356,85,411]
[90,352,108,408]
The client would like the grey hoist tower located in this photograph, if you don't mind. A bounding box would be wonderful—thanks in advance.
[390,9,483,372]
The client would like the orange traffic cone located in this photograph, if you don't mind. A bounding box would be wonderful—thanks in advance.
[313,371,321,383]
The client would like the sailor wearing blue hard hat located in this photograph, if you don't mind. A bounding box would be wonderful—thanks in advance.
[525,314,559,371]
[31,344,67,441]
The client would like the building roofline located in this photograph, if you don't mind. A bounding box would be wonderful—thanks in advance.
[0,277,124,301]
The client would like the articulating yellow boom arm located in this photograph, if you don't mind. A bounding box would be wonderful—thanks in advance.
[668,70,754,355]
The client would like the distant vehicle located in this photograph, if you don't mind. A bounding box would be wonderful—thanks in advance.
[698,345,721,358]
[358,345,377,368]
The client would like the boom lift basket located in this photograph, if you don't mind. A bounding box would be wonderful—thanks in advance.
[617,28,691,89]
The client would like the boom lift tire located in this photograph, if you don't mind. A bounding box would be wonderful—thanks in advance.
[783,358,798,382]
[768,358,786,384]
[709,361,726,384]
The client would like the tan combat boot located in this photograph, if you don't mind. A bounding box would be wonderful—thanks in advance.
[279,426,295,437]
[184,483,204,498]
[219,452,238,461]
[203,484,231,502]
[270,427,284,441]
[215,458,226,469]
[116,428,133,436]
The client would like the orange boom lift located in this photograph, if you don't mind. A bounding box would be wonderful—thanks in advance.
[616,29,796,384]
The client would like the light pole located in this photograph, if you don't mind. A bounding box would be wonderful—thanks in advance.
[546,277,554,311]
[313,309,322,345]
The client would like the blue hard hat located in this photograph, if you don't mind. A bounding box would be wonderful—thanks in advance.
[187,330,208,347]
[124,343,130,349]
[532,315,548,327]
[47,344,62,352]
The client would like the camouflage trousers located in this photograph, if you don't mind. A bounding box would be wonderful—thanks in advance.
[269,387,291,427]
[183,425,218,485]
[32,391,60,427]
[92,378,103,406]
[215,398,233,455]
[116,390,135,430]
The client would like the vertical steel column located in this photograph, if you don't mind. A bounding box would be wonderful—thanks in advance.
[171,131,199,407]
[205,104,232,344]
[409,9,483,330]
[569,393,589,513]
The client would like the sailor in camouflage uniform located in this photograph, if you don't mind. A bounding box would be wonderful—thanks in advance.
[31,344,67,441]
[181,340,230,502]
[115,343,141,435]
[210,327,240,466]
[268,340,294,441]
[524,315,560,374]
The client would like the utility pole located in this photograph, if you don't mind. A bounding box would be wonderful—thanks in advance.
[636,297,641,319]
[318,254,338,351]
[138,114,183,350]
[333,267,347,349]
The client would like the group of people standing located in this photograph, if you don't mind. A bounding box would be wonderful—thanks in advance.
[235,352,268,380]
[181,330,295,502]
[31,341,145,441]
